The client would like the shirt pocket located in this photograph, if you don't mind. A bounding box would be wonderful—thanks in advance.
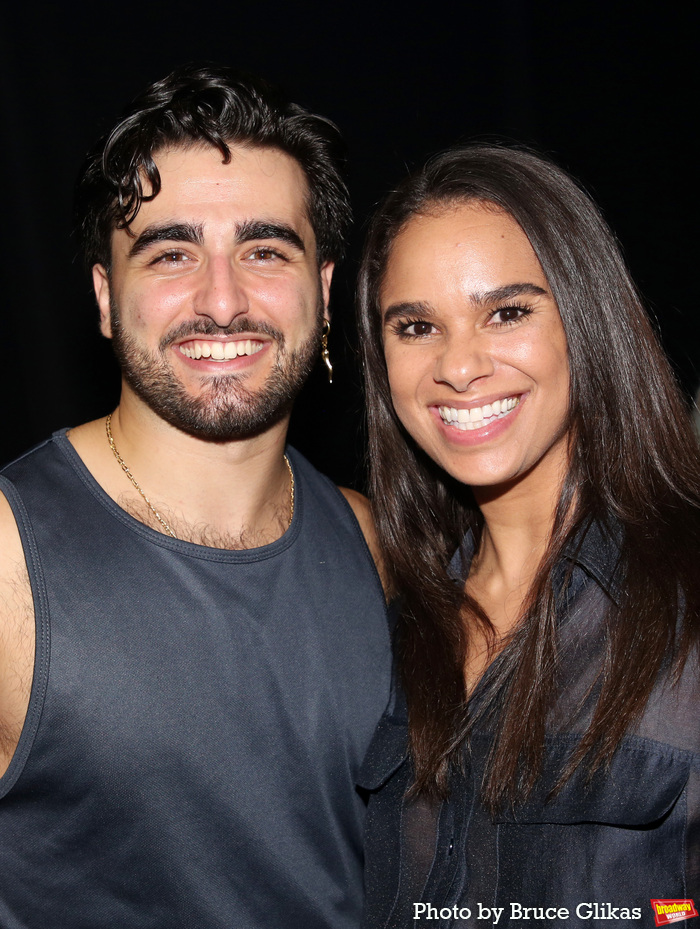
[492,736,691,914]
[359,714,412,929]
[358,713,410,795]
[359,715,465,929]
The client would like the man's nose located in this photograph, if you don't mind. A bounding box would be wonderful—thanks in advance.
[194,257,249,327]
[433,329,495,391]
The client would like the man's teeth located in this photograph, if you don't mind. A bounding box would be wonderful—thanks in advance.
[178,340,264,361]
[438,396,519,431]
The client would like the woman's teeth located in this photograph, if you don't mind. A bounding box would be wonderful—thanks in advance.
[438,396,519,431]
[179,340,264,361]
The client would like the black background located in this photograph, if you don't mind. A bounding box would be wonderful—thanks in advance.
[0,2,696,485]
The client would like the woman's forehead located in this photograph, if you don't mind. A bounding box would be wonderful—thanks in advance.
[380,202,546,305]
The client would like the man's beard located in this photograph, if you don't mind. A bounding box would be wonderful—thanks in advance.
[110,299,324,441]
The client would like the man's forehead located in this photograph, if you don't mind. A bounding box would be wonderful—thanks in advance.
[150,142,309,208]
[107,141,317,261]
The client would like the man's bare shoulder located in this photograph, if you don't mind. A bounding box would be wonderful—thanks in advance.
[0,490,34,777]
[339,488,392,598]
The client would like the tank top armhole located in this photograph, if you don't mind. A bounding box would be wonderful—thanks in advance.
[286,448,391,649]
[0,475,51,798]
[316,477,387,605]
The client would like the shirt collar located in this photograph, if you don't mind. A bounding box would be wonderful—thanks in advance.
[561,518,623,605]
[448,517,623,606]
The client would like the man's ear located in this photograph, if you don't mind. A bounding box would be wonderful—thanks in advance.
[320,262,334,322]
[92,265,113,338]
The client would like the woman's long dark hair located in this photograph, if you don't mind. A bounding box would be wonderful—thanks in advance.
[358,145,700,811]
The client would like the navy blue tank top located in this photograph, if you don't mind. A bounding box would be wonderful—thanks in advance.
[0,431,391,929]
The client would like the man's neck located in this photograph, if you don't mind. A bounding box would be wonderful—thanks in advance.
[67,401,295,550]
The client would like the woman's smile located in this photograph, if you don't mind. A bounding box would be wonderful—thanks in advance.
[436,394,521,430]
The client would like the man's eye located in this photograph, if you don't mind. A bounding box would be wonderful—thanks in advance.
[152,251,191,265]
[248,246,285,262]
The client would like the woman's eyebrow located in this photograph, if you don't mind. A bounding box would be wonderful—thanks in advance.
[382,284,549,324]
[471,282,548,304]
[382,301,435,324]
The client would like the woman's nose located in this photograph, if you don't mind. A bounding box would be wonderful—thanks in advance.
[433,330,495,391]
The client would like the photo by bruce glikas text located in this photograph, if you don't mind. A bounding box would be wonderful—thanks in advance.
[412,902,645,924]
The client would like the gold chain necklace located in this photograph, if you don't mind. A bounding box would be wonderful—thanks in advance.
[105,413,295,540]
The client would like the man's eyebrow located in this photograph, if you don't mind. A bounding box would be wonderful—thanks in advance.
[382,301,435,325]
[128,222,204,258]
[235,220,306,253]
[471,282,549,304]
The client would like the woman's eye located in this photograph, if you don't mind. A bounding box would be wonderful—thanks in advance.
[400,320,435,337]
[489,304,532,326]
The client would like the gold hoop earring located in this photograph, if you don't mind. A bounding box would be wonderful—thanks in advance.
[321,319,333,384]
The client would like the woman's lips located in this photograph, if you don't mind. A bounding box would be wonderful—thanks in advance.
[437,395,520,431]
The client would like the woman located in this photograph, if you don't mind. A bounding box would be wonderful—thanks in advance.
[357,146,700,927]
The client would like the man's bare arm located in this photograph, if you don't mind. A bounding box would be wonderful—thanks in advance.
[0,493,34,779]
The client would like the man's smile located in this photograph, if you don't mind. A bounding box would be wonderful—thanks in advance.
[178,339,266,361]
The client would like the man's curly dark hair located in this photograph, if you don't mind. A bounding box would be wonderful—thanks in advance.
[75,63,351,271]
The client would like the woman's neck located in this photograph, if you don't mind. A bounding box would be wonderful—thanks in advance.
[466,452,568,641]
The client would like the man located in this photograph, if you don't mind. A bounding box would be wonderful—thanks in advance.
[0,65,391,928]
